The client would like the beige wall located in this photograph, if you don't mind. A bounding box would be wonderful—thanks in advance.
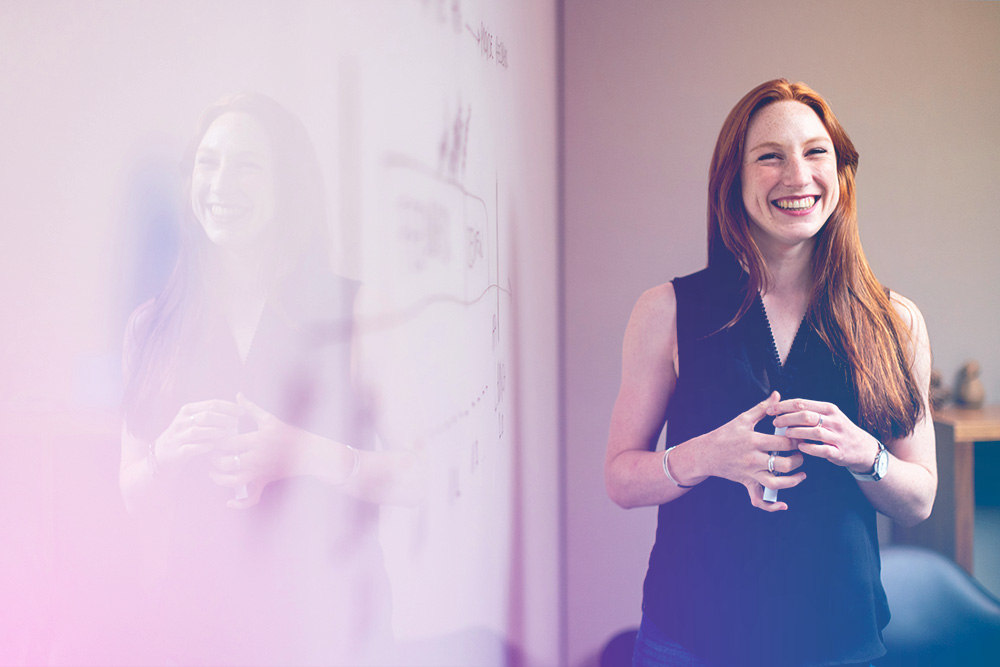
[563,1,1000,665]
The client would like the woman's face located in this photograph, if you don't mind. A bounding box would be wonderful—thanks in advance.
[191,112,276,250]
[740,100,839,254]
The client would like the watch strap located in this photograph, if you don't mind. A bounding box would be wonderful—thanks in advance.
[850,438,886,482]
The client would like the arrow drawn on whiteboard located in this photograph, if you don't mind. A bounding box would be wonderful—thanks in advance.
[350,281,511,337]
[302,280,510,344]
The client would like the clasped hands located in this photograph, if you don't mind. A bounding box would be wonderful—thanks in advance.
[700,391,881,512]
[152,393,303,509]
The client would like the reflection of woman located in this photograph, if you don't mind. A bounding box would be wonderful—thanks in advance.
[606,80,936,666]
[120,93,416,665]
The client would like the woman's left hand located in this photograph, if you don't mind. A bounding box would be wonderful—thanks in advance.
[767,398,881,475]
[209,392,303,509]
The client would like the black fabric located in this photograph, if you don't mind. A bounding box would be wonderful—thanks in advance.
[131,267,391,666]
[641,263,889,667]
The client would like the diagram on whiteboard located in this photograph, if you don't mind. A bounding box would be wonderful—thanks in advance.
[344,1,520,645]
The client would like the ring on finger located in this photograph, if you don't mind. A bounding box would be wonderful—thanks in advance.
[233,455,241,472]
[817,414,824,428]
[768,452,777,476]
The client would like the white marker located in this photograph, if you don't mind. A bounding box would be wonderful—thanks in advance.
[763,426,786,503]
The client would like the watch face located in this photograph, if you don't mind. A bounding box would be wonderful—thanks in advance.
[874,451,888,479]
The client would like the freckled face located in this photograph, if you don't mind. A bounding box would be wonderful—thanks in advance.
[741,101,839,253]
[191,112,276,249]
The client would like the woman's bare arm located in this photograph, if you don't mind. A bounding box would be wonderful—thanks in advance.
[605,284,804,510]
[773,292,936,526]
[854,293,936,525]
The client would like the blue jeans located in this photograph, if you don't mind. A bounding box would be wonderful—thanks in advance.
[631,613,874,667]
[632,614,717,667]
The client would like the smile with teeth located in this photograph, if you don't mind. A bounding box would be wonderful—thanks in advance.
[209,203,249,219]
[772,196,818,211]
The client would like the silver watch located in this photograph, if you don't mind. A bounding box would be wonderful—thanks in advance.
[851,438,887,482]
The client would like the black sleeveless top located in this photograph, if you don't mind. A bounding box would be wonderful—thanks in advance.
[129,267,392,665]
[641,263,889,666]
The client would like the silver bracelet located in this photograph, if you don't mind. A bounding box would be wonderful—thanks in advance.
[337,445,361,485]
[147,439,160,479]
[662,445,695,489]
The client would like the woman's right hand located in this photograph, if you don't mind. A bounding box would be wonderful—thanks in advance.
[697,391,807,511]
[152,399,244,474]
[607,288,806,511]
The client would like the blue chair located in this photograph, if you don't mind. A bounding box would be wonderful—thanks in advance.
[876,545,1000,666]
[599,627,638,667]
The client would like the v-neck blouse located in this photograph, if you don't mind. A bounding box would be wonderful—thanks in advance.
[640,263,888,667]
[754,291,808,395]
[130,267,391,665]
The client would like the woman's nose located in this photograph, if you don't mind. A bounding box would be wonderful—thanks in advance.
[782,155,810,187]
[210,161,240,193]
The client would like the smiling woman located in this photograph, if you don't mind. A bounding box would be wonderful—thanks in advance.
[605,79,936,667]
[190,111,277,249]
[118,93,417,666]
[740,100,839,255]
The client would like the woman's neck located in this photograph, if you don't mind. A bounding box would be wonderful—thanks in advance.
[758,247,813,367]
[759,239,813,299]
[208,249,270,364]
[214,245,269,301]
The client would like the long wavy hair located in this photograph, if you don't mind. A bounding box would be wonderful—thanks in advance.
[707,79,922,441]
[122,93,329,433]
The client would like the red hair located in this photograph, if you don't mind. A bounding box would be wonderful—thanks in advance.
[707,79,922,441]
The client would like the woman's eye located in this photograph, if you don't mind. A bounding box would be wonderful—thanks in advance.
[807,147,829,156]
[757,153,779,162]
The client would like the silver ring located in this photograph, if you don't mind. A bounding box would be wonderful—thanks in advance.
[190,414,196,425]
[768,452,777,475]
[818,415,824,428]
[233,455,241,471]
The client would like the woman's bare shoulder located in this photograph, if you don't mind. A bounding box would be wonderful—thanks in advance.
[888,290,927,337]
[623,282,678,363]
[125,298,157,338]
[888,290,931,379]
[630,282,677,328]
[122,298,157,372]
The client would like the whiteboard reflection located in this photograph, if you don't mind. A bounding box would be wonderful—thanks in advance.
[1,2,544,665]
[119,93,404,666]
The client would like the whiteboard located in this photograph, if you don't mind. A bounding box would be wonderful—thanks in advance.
[345,2,519,647]
[0,1,559,665]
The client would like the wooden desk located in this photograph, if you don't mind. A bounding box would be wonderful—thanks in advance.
[893,405,1000,574]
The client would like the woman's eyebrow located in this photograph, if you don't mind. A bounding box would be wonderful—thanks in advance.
[747,141,782,153]
[747,136,831,153]
[232,150,268,161]
[195,147,268,160]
